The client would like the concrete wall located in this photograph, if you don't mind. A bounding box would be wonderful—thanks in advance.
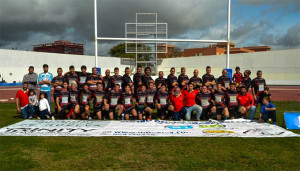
[0,49,130,83]
[158,49,300,85]
[0,48,299,85]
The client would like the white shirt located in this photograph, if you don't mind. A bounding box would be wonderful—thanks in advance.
[39,98,50,113]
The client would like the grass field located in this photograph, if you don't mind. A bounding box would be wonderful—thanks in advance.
[0,101,300,170]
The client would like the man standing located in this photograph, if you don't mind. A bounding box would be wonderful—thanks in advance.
[87,67,103,93]
[52,68,64,115]
[251,70,266,104]
[182,83,202,121]
[133,66,143,94]
[22,66,38,91]
[202,66,216,91]
[142,67,154,88]
[238,70,251,92]
[189,69,203,90]
[178,67,189,89]
[77,65,91,93]
[38,64,53,112]
[103,69,111,91]
[122,67,133,91]
[155,71,167,90]
[218,69,231,90]
[110,67,123,90]
[64,65,79,89]
[15,82,34,119]
[167,67,178,92]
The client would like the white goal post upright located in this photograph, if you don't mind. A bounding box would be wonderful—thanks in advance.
[94,0,98,67]
[94,0,231,70]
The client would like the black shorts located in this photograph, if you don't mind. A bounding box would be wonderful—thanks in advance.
[216,106,225,115]
[202,106,211,116]
[147,103,155,109]
[124,106,134,114]
[60,104,70,113]
[109,106,117,113]
[137,106,146,114]
[94,104,103,113]
[158,105,169,116]
[228,106,238,117]
[70,103,79,109]
[80,105,88,113]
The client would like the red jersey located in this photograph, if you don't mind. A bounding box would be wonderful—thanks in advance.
[182,89,199,107]
[237,92,254,107]
[15,89,29,108]
[233,73,243,84]
[169,94,184,112]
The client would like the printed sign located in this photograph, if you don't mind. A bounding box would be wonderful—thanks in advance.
[0,119,299,137]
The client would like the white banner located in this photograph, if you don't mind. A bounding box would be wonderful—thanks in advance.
[0,119,299,137]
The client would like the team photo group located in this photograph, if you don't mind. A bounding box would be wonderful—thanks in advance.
[16,64,276,124]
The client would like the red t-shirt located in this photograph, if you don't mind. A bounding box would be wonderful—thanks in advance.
[169,94,184,112]
[237,92,254,107]
[182,89,199,107]
[233,73,243,83]
[15,89,29,108]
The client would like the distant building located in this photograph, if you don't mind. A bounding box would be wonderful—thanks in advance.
[33,40,84,55]
[183,43,271,57]
[157,44,184,58]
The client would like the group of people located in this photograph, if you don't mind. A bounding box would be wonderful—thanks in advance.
[15,64,277,124]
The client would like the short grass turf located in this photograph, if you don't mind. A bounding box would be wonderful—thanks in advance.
[0,101,299,170]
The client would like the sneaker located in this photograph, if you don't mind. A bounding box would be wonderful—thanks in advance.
[88,116,93,121]
[147,118,151,121]
[28,116,33,119]
[51,116,55,120]
[37,117,41,120]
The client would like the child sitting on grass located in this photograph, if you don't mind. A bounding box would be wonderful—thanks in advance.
[259,96,276,125]
[39,92,55,120]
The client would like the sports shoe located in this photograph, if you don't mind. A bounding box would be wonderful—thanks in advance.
[37,117,41,120]
[88,116,93,121]
[28,116,32,119]
[51,116,55,120]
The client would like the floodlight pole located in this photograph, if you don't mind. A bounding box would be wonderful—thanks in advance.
[94,0,98,67]
[226,0,231,69]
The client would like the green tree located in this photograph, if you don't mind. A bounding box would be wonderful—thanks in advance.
[108,43,153,61]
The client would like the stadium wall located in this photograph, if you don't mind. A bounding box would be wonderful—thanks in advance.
[0,49,299,85]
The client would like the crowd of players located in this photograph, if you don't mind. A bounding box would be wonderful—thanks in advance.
[16,64,276,123]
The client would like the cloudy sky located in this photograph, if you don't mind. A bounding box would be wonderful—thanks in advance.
[0,0,299,56]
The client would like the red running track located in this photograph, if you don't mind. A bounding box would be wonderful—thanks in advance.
[0,86,300,103]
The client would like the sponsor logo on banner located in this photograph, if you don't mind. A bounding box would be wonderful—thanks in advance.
[166,125,193,129]
[199,124,223,128]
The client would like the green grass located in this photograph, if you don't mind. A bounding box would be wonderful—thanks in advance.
[0,101,300,170]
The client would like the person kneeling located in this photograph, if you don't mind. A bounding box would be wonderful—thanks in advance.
[259,96,276,125]
[39,92,54,120]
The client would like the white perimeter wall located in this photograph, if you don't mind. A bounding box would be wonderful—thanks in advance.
[0,49,299,85]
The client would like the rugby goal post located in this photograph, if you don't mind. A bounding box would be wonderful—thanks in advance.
[94,0,231,71]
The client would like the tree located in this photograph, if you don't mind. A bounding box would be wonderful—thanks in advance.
[108,43,153,61]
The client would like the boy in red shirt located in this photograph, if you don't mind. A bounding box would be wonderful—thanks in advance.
[233,66,243,86]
